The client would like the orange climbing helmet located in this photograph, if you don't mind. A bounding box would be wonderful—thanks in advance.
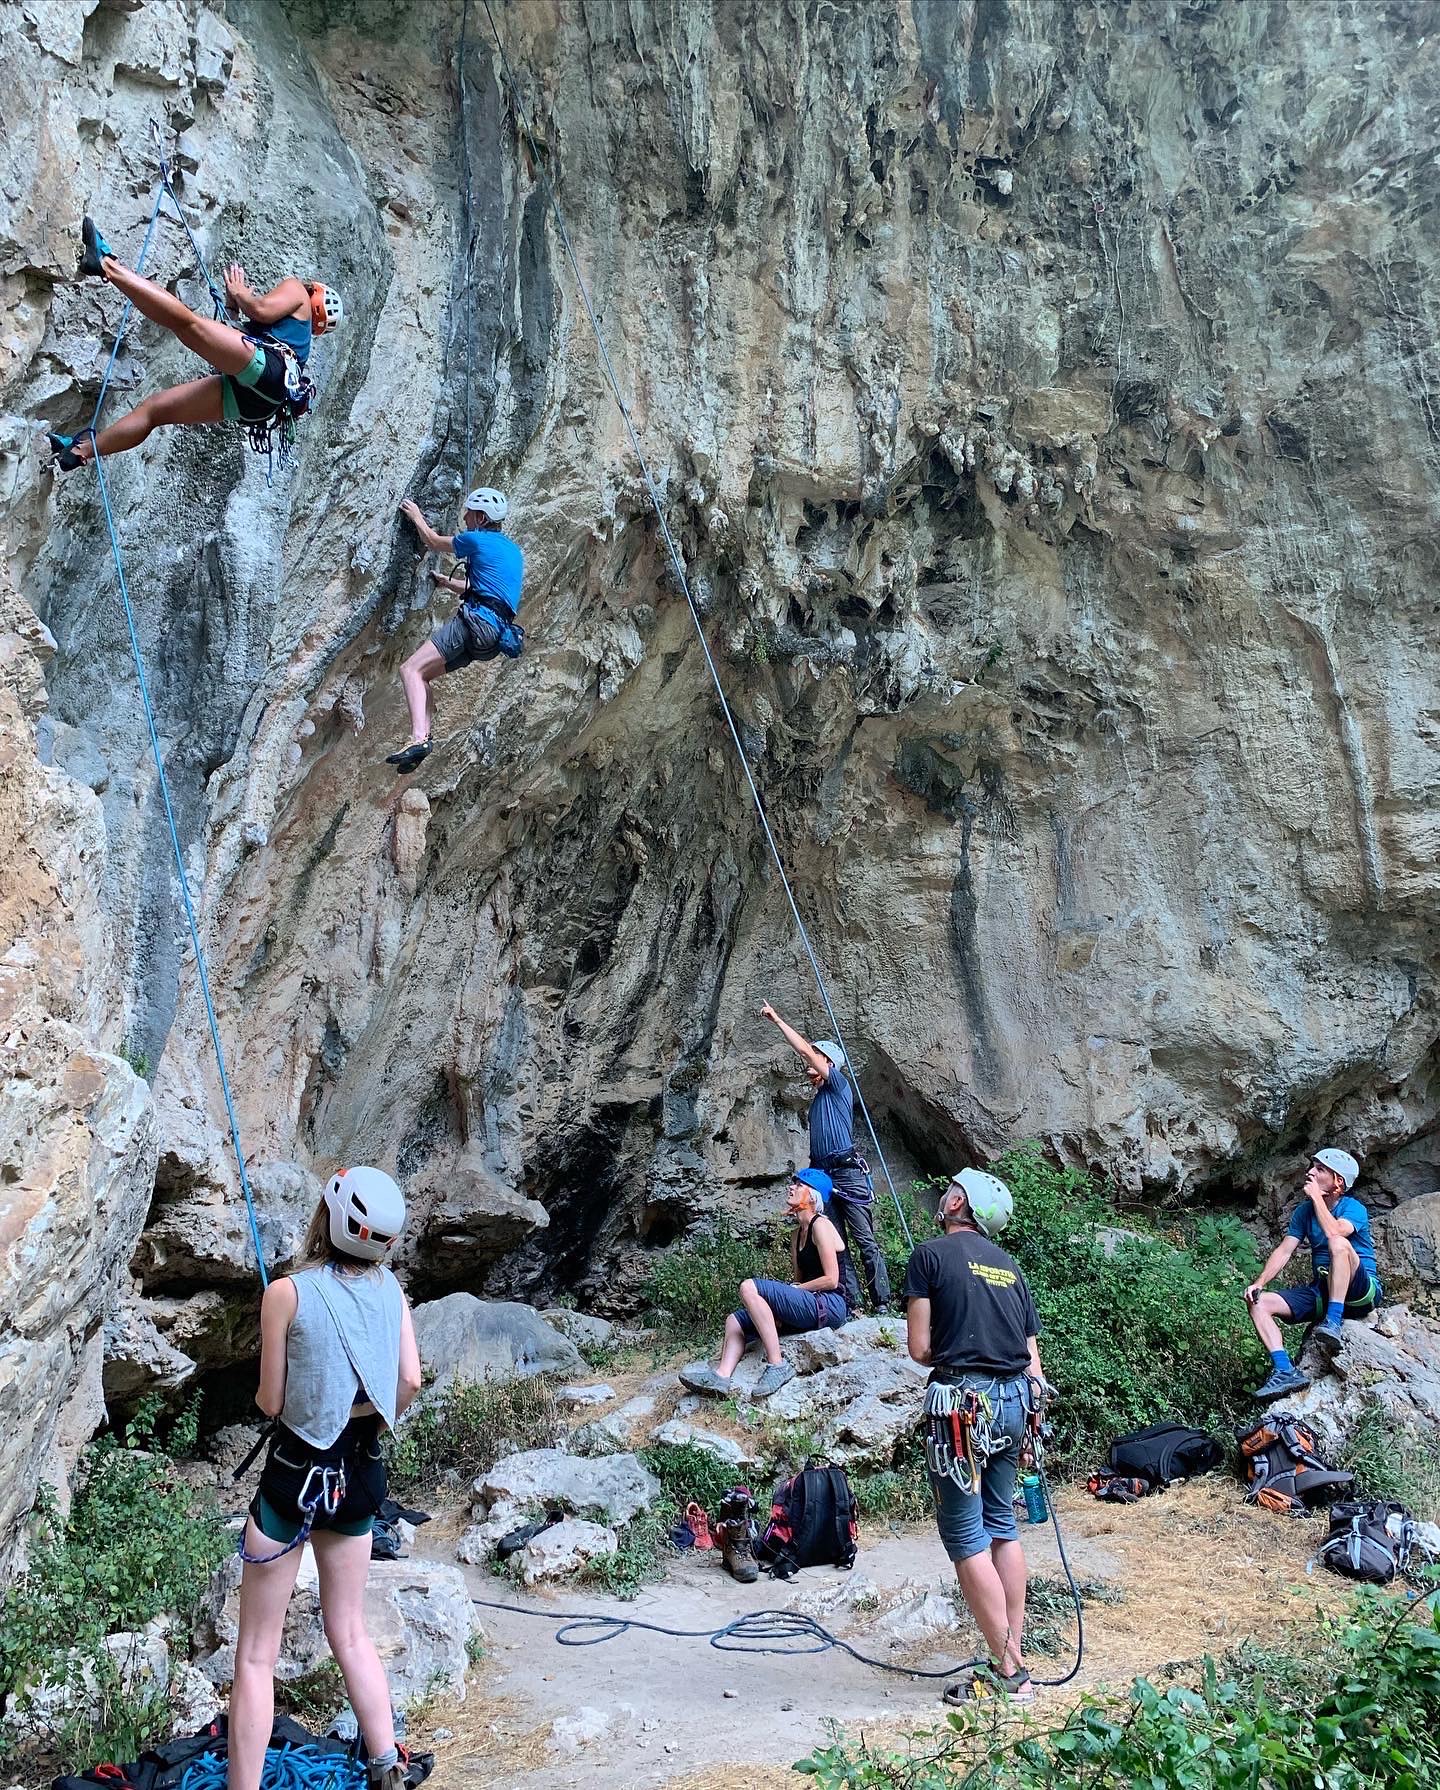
[308,282,345,335]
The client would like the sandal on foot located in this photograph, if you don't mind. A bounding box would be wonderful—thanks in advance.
[47,431,86,473]
[385,738,433,773]
[78,216,114,279]
[684,1501,714,1550]
[942,1666,1034,1706]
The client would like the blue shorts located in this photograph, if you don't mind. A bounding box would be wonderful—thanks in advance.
[734,1278,848,1338]
[927,1375,1029,1562]
[1278,1266,1380,1323]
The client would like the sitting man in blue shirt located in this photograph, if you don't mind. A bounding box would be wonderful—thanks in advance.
[1245,1147,1382,1402]
[388,487,524,773]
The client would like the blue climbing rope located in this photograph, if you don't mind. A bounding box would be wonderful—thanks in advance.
[82,147,270,1287]
[474,2,914,1248]
[178,1743,363,1789]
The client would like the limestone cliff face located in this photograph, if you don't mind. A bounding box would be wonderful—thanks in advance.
[1,0,1437,1461]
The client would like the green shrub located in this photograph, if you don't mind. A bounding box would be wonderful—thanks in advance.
[642,1217,789,1343]
[796,1597,1440,1789]
[643,1441,748,1514]
[385,1375,561,1499]
[990,1144,1258,1462]
[874,1179,938,1302]
[1339,1396,1440,1521]
[0,1397,227,1766]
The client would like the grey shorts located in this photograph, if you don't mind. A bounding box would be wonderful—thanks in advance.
[431,605,502,671]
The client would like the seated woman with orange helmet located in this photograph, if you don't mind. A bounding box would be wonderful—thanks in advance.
[47,216,343,470]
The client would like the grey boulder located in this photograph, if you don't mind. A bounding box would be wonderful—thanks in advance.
[412,1294,582,1389]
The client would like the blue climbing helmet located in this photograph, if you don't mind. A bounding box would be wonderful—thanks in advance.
[791,1167,834,1211]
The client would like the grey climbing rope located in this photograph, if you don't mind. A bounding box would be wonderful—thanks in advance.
[473,0,913,1249]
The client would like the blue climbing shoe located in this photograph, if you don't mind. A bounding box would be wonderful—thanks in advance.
[385,738,433,774]
[47,431,86,473]
[78,216,114,278]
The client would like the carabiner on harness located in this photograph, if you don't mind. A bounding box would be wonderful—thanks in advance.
[236,1462,347,1566]
[924,1383,999,1494]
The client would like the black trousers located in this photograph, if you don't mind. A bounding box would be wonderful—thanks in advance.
[829,1185,891,1309]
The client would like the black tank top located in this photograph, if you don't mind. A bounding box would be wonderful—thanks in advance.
[796,1220,830,1284]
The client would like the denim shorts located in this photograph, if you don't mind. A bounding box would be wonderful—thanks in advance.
[1279,1266,1380,1323]
[734,1277,848,1338]
[927,1375,1029,1562]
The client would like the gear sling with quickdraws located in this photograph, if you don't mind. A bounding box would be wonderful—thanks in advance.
[924,1375,1045,1493]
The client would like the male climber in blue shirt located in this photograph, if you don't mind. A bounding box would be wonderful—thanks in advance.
[1244,1147,1382,1402]
[760,1000,892,1312]
[388,487,524,773]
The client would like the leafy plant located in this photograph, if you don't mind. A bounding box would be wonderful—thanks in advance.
[641,1217,790,1344]
[275,1658,346,1730]
[796,1597,1440,1789]
[642,1441,747,1515]
[385,1375,562,1499]
[0,1397,226,1767]
[992,1144,1257,1462]
[1339,1396,1440,1521]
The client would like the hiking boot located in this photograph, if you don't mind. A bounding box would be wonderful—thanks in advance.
[679,1363,733,1396]
[751,1361,796,1400]
[1253,1365,1310,1402]
[1312,1319,1345,1358]
[78,216,114,278]
[716,1486,759,1584]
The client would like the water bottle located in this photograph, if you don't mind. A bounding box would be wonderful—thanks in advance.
[1020,1471,1048,1524]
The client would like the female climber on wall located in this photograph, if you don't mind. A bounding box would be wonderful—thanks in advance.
[230,1167,421,1790]
[45,217,343,470]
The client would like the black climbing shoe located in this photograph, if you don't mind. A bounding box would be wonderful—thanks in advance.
[78,216,114,279]
[47,431,86,473]
[385,738,433,774]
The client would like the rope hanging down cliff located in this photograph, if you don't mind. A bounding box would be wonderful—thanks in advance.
[469,0,914,1250]
[81,135,269,1287]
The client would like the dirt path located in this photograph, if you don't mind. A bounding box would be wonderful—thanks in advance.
[412,1481,1343,1789]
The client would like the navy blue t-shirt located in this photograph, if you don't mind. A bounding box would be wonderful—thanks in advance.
[1286,1195,1377,1279]
[455,529,524,614]
[808,1064,854,1165]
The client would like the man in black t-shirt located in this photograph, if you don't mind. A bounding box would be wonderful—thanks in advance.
[902,1168,1047,1707]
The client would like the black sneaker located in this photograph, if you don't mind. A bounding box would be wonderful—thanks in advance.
[78,216,114,278]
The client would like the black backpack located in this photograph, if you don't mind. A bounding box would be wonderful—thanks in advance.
[1235,1410,1353,1513]
[1098,1422,1225,1495]
[757,1460,858,1579]
[1318,1499,1419,1585]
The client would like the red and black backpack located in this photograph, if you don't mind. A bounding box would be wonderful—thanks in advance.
[757,1460,858,1579]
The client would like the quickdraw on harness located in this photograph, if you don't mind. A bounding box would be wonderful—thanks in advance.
[241,338,316,471]
[924,1374,1051,1494]
[235,1458,348,1566]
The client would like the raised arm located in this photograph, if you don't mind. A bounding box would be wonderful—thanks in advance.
[255,1277,299,1419]
[224,264,309,328]
[400,499,455,556]
[759,1001,831,1077]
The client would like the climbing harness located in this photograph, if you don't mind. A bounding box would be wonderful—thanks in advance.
[235,1460,347,1566]
[81,130,268,1287]
[923,1382,999,1494]
[470,0,914,1250]
[240,337,316,468]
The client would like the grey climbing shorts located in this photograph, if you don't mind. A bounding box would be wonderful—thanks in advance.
[431,604,502,671]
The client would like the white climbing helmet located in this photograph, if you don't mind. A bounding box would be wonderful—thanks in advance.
[813,1040,847,1070]
[947,1167,1014,1238]
[465,486,509,522]
[323,1165,406,1262]
[309,283,344,333]
[1312,1147,1359,1190]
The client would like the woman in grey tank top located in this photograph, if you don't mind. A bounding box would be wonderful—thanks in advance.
[229,1168,422,1790]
